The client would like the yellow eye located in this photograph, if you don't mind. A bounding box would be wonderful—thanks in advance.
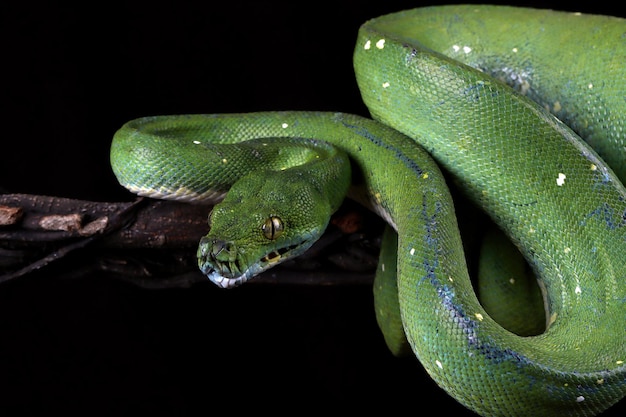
[262,216,284,240]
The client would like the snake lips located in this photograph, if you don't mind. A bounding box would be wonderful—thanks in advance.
[197,234,307,289]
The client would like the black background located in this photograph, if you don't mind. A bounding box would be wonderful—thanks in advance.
[1,1,624,416]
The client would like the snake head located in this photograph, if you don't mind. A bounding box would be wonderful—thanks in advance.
[197,170,333,289]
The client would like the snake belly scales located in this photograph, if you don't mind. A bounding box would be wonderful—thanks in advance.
[109,5,626,417]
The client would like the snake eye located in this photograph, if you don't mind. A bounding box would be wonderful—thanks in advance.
[262,216,284,240]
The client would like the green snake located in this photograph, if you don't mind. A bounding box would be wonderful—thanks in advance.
[109,5,626,417]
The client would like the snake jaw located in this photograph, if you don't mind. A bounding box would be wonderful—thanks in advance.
[197,236,314,289]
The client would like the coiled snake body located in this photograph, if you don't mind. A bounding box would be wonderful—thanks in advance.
[110,6,626,416]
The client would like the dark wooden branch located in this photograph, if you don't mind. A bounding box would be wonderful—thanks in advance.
[0,194,381,288]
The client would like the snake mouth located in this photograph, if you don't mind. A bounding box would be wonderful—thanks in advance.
[200,241,305,289]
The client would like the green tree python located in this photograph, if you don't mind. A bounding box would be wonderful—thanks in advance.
[109,5,626,417]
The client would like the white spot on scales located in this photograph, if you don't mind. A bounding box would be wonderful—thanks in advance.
[452,45,472,54]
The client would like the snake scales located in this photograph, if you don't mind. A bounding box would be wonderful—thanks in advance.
[110,5,626,416]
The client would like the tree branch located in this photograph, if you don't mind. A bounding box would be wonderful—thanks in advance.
[0,194,380,287]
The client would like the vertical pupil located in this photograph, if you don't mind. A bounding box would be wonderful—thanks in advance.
[263,216,283,239]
